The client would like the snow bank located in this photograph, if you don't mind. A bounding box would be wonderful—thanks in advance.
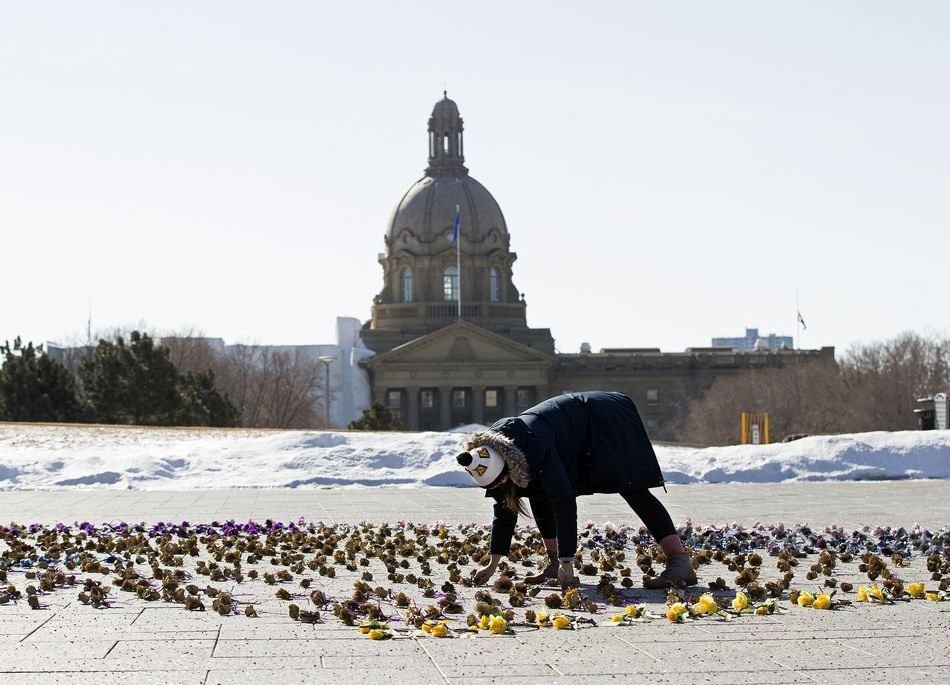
[0,424,947,490]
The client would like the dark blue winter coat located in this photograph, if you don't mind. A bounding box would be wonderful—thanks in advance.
[486,391,664,558]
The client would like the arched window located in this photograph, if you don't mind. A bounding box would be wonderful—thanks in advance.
[400,267,412,303]
[443,134,449,153]
[443,265,458,301]
[489,267,501,302]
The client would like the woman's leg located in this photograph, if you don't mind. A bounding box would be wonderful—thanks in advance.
[620,489,695,587]
[619,489,684,554]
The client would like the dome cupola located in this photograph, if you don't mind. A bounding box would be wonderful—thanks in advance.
[427,92,466,176]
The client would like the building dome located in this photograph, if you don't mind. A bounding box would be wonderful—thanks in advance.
[387,174,508,249]
[386,93,509,252]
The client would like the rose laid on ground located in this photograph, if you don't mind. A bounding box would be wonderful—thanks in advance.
[693,593,718,615]
[666,602,688,622]
[624,604,644,619]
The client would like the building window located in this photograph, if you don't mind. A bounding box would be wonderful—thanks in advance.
[452,389,467,408]
[420,389,434,409]
[489,267,501,302]
[646,388,659,404]
[387,390,402,410]
[400,267,412,303]
[443,134,449,153]
[485,389,498,408]
[516,387,534,407]
[443,265,459,301]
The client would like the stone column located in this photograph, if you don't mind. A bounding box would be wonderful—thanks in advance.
[472,385,485,426]
[504,384,518,417]
[439,385,452,429]
[406,386,420,431]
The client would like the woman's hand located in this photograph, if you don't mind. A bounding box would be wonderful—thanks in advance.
[473,554,501,585]
[557,560,575,587]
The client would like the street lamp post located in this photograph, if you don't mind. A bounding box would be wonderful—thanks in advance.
[318,355,336,428]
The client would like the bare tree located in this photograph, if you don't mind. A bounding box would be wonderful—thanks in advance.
[181,343,329,429]
[675,360,845,445]
[674,332,950,445]
[161,331,222,375]
[839,332,950,432]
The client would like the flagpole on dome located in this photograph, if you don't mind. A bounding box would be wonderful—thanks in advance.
[455,204,462,320]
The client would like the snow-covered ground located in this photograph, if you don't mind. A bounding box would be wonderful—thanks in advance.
[0,424,947,490]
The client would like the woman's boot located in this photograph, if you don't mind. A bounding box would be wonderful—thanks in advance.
[525,550,558,584]
[643,552,697,589]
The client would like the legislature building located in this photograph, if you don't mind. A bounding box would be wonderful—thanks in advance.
[360,94,835,435]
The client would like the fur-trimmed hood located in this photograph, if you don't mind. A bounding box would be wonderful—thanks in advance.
[463,431,531,488]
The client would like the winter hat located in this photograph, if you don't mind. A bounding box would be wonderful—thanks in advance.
[456,445,507,488]
[459,430,531,489]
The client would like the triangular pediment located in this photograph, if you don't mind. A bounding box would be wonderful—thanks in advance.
[367,321,555,367]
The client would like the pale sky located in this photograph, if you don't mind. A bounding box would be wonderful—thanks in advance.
[2,2,948,355]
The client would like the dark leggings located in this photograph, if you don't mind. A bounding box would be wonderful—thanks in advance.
[529,490,677,543]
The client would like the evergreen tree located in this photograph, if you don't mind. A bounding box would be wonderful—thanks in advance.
[348,402,403,431]
[80,331,181,425]
[178,369,241,427]
[0,338,82,422]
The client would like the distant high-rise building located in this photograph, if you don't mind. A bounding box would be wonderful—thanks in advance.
[712,328,794,352]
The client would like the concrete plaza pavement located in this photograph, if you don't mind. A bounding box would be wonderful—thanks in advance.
[0,480,948,684]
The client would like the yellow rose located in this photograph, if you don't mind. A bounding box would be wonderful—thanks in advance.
[812,593,832,610]
[855,586,869,602]
[754,606,768,615]
[358,625,370,634]
[869,584,884,602]
[907,582,925,598]
[797,591,815,607]
[489,615,507,634]
[421,622,432,633]
[625,604,644,618]
[368,629,385,640]
[731,591,749,613]
[611,614,624,622]
[666,602,688,622]
[693,593,718,615]
[536,610,549,626]
[479,614,490,630]
[552,615,571,629]
[925,592,940,602]
[431,622,447,637]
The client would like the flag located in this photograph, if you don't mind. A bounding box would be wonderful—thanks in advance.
[448,206,460,242]
[798,311,807,330]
